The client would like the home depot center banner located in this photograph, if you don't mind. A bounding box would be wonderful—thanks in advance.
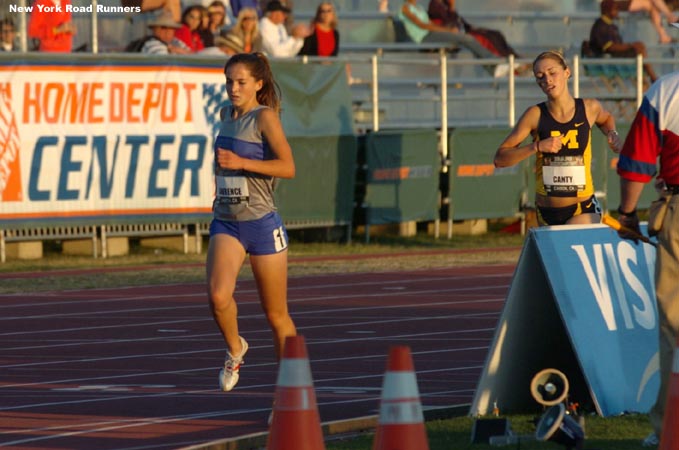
[0,59,229,226]
[0,56,358,229]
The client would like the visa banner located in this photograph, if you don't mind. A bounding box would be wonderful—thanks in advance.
[471,224,659,417]
[0,60,229,224]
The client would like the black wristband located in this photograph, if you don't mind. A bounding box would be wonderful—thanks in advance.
[617,206,637,216]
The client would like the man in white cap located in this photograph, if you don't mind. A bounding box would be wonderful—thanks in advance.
[135,12,191,54]
[616,22,679,448]
[259,0,307,57]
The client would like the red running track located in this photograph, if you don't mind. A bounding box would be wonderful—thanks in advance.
[0,263,515,449]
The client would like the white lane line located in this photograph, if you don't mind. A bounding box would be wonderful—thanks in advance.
[0,283,508,326]
[0,307,500,362]
[0,359,485,414]
[0,271,512,311]
[0,343,490,394]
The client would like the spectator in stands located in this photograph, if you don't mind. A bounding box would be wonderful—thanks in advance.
[590,0,658,82]
[197,5,215,47]
[207,1,234,39]
[175,4,207,52]
[259,0,308,57]
[28,0,76,52]
[133,11,191,54]
[494,51,622,226]
[121,0,182,23]
[212,36,232,53]
[378,0,390,13]
[427,0,521,59]
[1,17,17,52]
[261,0,295,31]
[197,0,236,30]
[399,0,508,75]
[220,7,262,55]
[233,0,262,17]
[614,0,678,44]
[298,2,339,57]
[260,1,293,15]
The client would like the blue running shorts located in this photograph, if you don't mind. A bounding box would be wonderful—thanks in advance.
[209,211,289,255]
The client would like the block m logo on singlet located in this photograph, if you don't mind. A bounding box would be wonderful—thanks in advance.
[551,129,579,149]
[0,82,22,202]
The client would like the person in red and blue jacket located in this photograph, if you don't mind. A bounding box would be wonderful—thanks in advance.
[616,68,679,448]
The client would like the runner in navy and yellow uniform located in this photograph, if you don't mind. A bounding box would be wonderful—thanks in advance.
[494,50,622,226]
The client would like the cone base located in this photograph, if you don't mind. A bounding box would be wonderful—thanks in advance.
[267,410,326,450]
[372,423,429,450]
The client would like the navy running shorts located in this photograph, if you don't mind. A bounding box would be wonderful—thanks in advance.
[209,211,289,255]
[537,195,602,226]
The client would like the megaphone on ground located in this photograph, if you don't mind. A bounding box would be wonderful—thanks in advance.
[530,368,569,406]
[535,403,584,450]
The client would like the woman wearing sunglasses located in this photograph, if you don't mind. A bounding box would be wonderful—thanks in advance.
[298,2,339,57]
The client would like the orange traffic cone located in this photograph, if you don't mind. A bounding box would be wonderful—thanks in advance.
[372,346,430,450]
[659,337,679,450]
[267,335,325,450]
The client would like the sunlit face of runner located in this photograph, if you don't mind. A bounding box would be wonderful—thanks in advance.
[225,63,263,113]
[533,53,571,99]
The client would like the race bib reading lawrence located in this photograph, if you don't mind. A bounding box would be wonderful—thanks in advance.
[216,176,250,205]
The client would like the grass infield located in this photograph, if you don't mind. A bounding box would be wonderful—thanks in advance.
[325,412,654,449]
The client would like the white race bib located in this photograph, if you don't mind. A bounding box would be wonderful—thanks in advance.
[216,176,250,205]
[542,156,586,195]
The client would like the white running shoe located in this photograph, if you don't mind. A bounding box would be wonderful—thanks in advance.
[219,336,248,392]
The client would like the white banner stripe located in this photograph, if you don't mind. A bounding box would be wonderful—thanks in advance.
[378,399,424,424]
[380,372,420,399]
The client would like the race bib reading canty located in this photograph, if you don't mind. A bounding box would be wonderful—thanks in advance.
[542,155,586,195]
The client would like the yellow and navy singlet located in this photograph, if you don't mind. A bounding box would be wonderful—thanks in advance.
[535,98,594,198]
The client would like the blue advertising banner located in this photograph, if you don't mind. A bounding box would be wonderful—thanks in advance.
[0,56,356,230]
[471,224,659,417]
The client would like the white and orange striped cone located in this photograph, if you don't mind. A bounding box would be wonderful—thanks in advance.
[266,335,325,450]
[372,346,430,450]
[659,337,679,450]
